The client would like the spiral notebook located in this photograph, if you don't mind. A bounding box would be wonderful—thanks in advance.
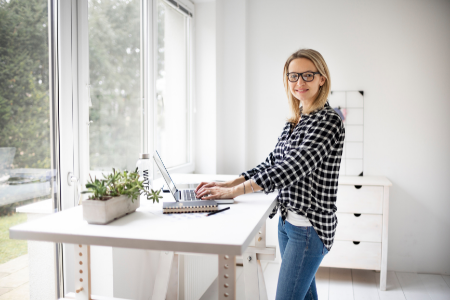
[163,200,218,214]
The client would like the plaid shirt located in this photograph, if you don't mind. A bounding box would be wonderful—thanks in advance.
[241,102,345,250]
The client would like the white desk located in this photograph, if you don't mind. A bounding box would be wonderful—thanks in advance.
[10,174,277,300]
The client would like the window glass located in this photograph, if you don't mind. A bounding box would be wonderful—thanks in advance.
[88,0,141,173]
[0,0,52,296]
[156,0,190,168]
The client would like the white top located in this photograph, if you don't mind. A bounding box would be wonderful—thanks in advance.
[281,210,312,227]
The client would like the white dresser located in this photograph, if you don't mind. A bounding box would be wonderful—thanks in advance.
[320,175,392,291]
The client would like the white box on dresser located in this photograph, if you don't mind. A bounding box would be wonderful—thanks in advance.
[320,176,392,291]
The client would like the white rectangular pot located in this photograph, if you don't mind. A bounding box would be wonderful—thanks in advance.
[82,195,140,225]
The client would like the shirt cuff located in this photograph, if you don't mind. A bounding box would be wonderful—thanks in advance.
[240,172,251,181]
[252,171,276,194]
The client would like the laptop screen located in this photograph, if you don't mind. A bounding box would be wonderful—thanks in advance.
[153,150,178,197]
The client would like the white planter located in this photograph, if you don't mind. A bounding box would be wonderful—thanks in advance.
[82,195,140,225]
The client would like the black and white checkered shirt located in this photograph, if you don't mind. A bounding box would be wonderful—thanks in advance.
[240,101,345,250]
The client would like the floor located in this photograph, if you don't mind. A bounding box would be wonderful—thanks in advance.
[1,256,450,299]
[203,262,450,300]
[0,254,29,300]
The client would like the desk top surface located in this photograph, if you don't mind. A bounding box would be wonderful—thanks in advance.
[9,174,391,255]
[10,175,277,256]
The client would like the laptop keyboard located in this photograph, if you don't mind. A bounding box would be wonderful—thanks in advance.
[183,189,198,200]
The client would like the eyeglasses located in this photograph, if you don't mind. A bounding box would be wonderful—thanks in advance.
[286,72,321,83]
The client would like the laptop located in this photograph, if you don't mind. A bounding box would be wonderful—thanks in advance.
[153,150,234,204]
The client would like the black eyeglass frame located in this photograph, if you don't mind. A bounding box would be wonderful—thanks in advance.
[286,71,321,82]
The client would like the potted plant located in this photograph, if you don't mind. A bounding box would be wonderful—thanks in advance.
[81,168,162,225]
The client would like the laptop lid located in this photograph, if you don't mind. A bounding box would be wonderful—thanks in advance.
[153,150,181,201]
[153,150,235,204]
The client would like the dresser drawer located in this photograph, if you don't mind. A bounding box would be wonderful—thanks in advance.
[335,213,382,243]
[337,185,384,214]
[321,241,381,270]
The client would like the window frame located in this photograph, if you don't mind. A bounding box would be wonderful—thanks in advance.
[49,0,82,296]
[152,0,195,176]
[76,0,195,184]
[18,0,195,297]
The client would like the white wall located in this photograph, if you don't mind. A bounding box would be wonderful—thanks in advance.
[216,0,247,175]
[195,0,450,274]
[194,2,217,174]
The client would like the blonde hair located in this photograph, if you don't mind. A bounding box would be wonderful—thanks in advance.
[283,49,331,124]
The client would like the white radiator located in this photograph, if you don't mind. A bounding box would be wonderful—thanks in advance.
[179,254,218,300]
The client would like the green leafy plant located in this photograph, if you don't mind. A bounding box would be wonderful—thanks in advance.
[115,168,144,203]
[82,175,111,201]
[81,168,160,203]
[103,168,121,197]
[148,189,163,204]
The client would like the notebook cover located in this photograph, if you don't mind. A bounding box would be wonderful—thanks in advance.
[163,200,218,214]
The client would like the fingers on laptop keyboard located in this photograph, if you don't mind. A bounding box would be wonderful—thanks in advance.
[183,190,197,200]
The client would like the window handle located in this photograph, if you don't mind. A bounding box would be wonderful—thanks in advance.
[68,172,82,205]
[68,173,78,185]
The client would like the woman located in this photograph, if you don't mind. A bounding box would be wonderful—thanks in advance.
[195,48,345,299]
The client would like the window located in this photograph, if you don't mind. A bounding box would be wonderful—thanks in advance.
[155,0,192,169]
[0,0,52,212]
[84,0,193,175]
[0,0,194,297]
[0,0,60,298]
[88,0,142,172]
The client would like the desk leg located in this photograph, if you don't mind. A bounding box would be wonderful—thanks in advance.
[218,254,236,299]
[74,244,91,300]
[257,260,268,300]
[255,222,266,248]
[255,222,268,300]
[152,251,178,300]
[242,222,269,300]
[242,252,268,300]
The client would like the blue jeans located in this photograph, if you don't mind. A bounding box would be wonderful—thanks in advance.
[276,217,329,300]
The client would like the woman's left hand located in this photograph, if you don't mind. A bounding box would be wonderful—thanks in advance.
[196,185,236,200]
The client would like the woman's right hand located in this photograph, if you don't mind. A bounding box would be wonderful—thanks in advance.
[195,176,246,198]
[195,181,228,195]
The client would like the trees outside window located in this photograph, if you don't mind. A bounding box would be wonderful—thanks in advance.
[0,0,50,267]
[88,0,141,172]
[0,0,50,171]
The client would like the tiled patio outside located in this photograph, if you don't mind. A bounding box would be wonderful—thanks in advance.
[0,254,29,300]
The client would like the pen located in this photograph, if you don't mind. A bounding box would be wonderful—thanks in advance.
[207,207,230,216]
